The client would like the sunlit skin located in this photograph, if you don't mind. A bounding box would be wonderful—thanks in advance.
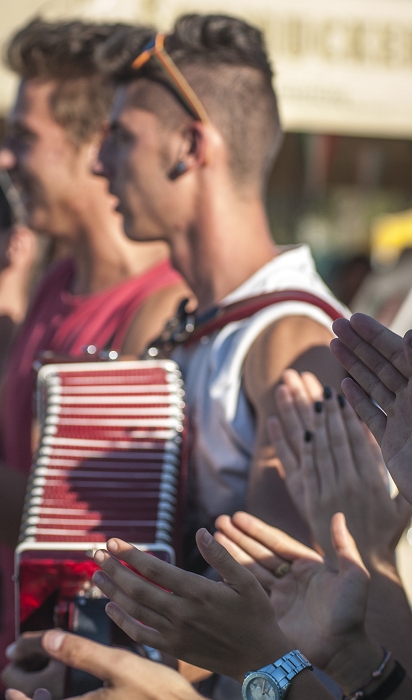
[1,80,121,240]
[98,84,277,313]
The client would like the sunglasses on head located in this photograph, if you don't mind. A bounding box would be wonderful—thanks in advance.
[132,33,210,125]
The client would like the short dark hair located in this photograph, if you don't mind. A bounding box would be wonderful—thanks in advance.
[100,14,283,189]
[5,19,151,146]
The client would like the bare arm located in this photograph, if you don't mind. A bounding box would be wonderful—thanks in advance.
[243,315,344,539]
[120,281,191,356]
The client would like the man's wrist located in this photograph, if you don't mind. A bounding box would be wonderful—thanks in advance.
[234,632,293,684]
[323,632,383,694]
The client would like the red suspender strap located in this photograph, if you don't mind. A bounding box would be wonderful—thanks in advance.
[185,289,344,346]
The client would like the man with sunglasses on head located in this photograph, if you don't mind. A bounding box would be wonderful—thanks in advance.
[0,18,188,689]
[98,15,347,556]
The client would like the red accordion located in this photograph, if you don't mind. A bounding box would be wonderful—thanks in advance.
[15,359,186,646]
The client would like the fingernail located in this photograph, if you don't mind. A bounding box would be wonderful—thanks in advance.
[337,394,345,408]
[94,550,105,564]
[5,642,17,660]
[323,386,332,399]
[107,538,118,552]
[202,529,214,545]
[93,571,105,586]
[43,630,66,652]
[304,430,312,442]
[314,401,323,413]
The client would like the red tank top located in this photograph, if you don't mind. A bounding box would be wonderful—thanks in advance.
[0,256,181,671]
[1,256,181,475]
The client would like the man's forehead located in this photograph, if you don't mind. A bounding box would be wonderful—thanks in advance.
[9,78,55,123]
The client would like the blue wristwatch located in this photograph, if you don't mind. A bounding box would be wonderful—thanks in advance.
[242,650,313,700]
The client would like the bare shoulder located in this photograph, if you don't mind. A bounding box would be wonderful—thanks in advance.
[121,281,192,356]
[243,315,343,410]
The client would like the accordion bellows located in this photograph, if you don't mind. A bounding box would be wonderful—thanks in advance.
[16,360,186,628]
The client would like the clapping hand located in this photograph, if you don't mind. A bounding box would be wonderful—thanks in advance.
[331,313,412,505]
[268,370,411,566]
[215,511,383,694]
[91,528,290,683]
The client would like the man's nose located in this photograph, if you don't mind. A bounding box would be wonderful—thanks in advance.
[0,148,16,170]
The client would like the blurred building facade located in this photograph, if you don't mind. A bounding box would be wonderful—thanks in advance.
[3,1,412,306]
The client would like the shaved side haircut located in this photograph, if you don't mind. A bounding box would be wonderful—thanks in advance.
[100,14,283,190]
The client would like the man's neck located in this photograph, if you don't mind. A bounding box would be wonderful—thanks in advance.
[169,190,278,313]
[70,209,168,296]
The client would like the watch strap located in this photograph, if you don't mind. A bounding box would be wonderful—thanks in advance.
[243,650,313,700]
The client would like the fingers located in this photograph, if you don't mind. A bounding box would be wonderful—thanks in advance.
[230,512,321,563]
[333,315,408,373]
[338,398,386,486]
[5,691,51,700]
[195,529,253,589]
[281,369,316,432]
[330,513,367,574]
[321,392,358,486]
[102,539,197,598]
[267,415,299,479]
[93,551,172,628]
[105,602,167,649]
[300,372,324,401]
[349,314,408,374]
[5,632,46,664]
[213,531,276,592]
[41,630,127,683]
[215,515,290,574]
[330,339,397,412]
[310,399,338,495]
[340,378,387,444]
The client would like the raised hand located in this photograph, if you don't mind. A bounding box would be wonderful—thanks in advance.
[91,529,290,683]
[268,371,411,565]
[5,630,201,700]
[331,313,412,504]
[215,511,384,694]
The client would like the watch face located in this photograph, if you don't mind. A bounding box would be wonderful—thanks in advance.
[245,674,279,700]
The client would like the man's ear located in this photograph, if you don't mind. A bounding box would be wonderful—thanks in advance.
[184,122,212,169]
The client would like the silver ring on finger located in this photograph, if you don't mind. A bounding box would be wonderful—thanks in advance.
[274,561,292,579]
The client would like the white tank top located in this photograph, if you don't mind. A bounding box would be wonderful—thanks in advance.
[172,245,348,528]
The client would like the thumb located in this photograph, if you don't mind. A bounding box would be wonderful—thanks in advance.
[195,529,252,588]
[330,513,368,576]
[41,630,125,683]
